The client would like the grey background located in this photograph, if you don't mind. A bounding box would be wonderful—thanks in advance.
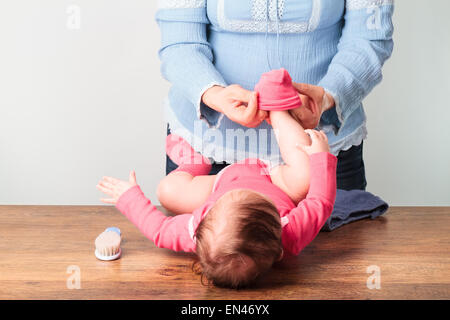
[1,0,449,205]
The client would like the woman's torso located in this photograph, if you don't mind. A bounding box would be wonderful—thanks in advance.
[165,0,367,164]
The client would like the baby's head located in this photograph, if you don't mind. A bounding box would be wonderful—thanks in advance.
[194,189,283,289]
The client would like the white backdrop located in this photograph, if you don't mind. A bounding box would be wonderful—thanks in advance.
[1,0,449,205]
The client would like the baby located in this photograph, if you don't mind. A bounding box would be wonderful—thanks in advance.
[97,110,337,288]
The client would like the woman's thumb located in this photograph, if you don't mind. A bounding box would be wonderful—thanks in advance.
[292,82,313,95]
[244,91,258,118]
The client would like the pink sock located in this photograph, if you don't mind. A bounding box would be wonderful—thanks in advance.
[254,68,302,111]
[166,134,212,176]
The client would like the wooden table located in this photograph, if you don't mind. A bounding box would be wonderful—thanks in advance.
[0,205,449,300]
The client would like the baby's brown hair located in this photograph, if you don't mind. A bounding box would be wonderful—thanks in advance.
[193,190,283,289]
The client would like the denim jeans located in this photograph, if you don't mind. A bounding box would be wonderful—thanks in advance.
[335,142,367,191]
[165,125,367,191]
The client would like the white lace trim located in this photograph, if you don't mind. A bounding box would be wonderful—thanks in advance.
[251,0,285,21]
[251,0,266,21]
[272,0,285,20]
[217,0,321,34]
[346,0,394,11]
[157,0,205,9]
[324,121,368,156]
[320,87,368,155]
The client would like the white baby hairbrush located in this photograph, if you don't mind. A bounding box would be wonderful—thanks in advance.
[94,227,122,261]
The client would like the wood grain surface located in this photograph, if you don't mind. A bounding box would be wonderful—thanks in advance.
[0,205,449,299]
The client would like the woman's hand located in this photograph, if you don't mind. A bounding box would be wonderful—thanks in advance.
[296,129,330,155]
[96,170,137,204]
[202,84,267,128]
[289,83,335,129]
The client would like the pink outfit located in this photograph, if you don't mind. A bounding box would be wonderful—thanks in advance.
[116,152,337,256]
[254,68,302,111]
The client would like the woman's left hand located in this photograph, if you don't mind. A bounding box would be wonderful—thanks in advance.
[96,171,137,204]
[289,83,335,129]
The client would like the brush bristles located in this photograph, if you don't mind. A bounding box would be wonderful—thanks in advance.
[95,230,121,257]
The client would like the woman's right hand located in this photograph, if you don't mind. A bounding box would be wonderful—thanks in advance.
[202,84,267,128]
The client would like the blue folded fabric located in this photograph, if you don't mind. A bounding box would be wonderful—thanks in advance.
[322,189,389,232]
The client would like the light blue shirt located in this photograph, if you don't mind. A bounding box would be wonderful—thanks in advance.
[156,0,394,164]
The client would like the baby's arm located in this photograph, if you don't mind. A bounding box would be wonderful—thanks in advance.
[269,110,313,203]
[282,151,337,255]
[116,185,196,252]
[97,172,196,252]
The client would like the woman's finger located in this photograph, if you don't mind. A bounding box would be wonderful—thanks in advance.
[254,92,267,123]
[293,82,324,104]
[243,92,258,120]
[228,105,245,123]
[257,109,268,124]
[229,100,241,109]
[233,105,251,125]
[233,104,255,127]
[292,82,313,95]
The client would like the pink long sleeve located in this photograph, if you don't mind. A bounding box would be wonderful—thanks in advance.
[115,185,196,252]
[282,152,337,255]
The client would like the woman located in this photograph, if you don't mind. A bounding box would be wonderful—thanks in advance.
[156,0,394,190]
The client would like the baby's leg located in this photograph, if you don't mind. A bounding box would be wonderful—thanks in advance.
[157,133,216,214]
[269,110,312,204]
[157,172,216,214]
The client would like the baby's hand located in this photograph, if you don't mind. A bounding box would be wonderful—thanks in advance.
[96,171,137,204]
[296,129,330,155]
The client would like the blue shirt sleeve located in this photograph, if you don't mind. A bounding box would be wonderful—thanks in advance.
[155,2,228,128]
[318,0,394,127]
